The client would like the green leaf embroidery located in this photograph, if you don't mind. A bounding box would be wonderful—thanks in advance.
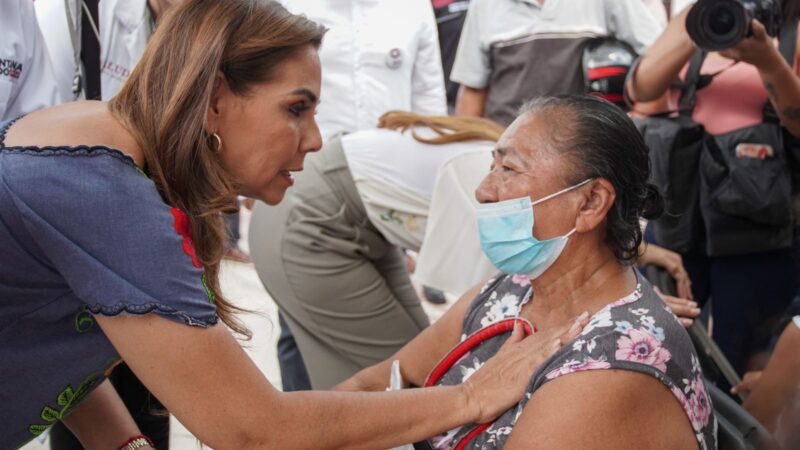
[28,424,50,436]
[73,307,95,333]
[202,273,216,304]
[57,387,74,407]
[28,374,101,437]
[40,406,61,422]
[379,209,404,225]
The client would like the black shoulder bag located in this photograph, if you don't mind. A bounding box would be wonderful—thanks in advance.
[631,51,708,253]
[699,21,797,256]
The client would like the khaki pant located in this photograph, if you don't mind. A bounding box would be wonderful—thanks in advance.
[250,138,429,389]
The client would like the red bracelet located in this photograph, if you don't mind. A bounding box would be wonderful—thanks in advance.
[118,434,154,450]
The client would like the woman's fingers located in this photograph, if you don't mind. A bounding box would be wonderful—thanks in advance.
[564,311,589,341]
[462,311,589,423]
[498,321,525,352]
[656,288,700,327]
[731,371,763,395]
[676,277,693,301]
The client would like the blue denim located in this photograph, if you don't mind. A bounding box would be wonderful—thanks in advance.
[0,118,217,448]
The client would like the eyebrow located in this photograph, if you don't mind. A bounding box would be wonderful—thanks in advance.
[492,146,514,158]
[290,88,319,104]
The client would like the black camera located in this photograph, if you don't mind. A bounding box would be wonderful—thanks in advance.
[686,0,783,51]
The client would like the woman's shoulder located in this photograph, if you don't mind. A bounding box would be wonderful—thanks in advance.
[526,281,716,447]
[545,281,696,378]
[2,101,145,167]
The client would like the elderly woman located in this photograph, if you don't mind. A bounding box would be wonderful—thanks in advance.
[0,1,585,449]
[337,95,717,449]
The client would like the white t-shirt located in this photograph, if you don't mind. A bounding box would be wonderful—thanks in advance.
[342,128,490,251]
[414,151,498,296]
[1,0,63,120]
[279,0,447,140]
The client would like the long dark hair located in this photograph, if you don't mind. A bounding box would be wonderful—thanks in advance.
[784,0,800,23]
[109,0,326,337]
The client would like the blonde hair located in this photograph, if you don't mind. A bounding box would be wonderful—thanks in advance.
[377,111,504,145]
[109,0,326,337]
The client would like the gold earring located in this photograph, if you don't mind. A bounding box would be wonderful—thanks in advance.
[210,132,223,153]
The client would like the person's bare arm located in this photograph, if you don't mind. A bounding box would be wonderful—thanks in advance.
[735,321,800,438]
[638,242,693,300]
[726,20,800,137]
[61,379,153,450]
[504,370,698,450]
[96,307,574,450]
[627,8,695,103]
[455,85,488,117]
[336,280,589,393]
[335,281,484,392]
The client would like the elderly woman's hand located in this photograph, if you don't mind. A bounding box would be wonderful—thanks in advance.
[655,287,701,328]
[461,312,589,423]
[719,20,782,70]
[638,243,693,299]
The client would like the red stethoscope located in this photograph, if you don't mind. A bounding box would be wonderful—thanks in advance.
[423,317,536,450]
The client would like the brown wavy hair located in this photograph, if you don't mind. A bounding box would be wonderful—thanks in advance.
[377,111,504,144]
[109,0,326,337]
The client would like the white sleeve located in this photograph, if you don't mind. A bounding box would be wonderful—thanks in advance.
[0,0,63,120]
[449,0,490,89]
[410,0,447,115]
[604,0,664,55]
[793,315,800,330]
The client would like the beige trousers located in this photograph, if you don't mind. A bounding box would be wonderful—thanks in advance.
[250,138,429,389]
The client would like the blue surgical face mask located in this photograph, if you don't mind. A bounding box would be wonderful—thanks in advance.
[477,179,592,279]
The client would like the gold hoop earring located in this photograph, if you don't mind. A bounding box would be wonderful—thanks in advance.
[210,132,223,153]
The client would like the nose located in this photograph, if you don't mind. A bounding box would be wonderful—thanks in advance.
[475,172,499,204]
[302,118,323,154]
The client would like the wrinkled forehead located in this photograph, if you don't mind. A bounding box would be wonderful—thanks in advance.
[496,110,574,177]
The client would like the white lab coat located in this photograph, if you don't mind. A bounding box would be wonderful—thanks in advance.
[279,0,447,140]
[98,0,152,99]
[0,0,63,120]
[34,0,152,102]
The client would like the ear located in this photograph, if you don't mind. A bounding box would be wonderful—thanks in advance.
[575,178,615,233]
[206,71,228,133]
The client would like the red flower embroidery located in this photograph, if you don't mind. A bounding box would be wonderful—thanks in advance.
[171,208,202,268]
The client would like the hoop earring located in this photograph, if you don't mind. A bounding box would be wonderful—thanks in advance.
[210,132,223,153]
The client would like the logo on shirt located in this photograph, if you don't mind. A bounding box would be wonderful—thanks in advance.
[101,59,131,81]
[0,59,22,80]
[385,48,403,70]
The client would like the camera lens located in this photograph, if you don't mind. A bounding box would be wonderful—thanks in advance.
[686,0,750,51]
[709,7,736,35]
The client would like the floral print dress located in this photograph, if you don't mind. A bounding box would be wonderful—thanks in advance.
[429,273,717,450]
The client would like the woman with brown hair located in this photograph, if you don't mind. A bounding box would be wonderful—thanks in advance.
[0,1,584,449]
[250,111,507,390]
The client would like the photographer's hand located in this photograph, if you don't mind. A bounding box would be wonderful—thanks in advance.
[719,20,781,70]
[729,19,800,138]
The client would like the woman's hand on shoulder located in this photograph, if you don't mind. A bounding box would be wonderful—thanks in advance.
[462,312,589,423]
